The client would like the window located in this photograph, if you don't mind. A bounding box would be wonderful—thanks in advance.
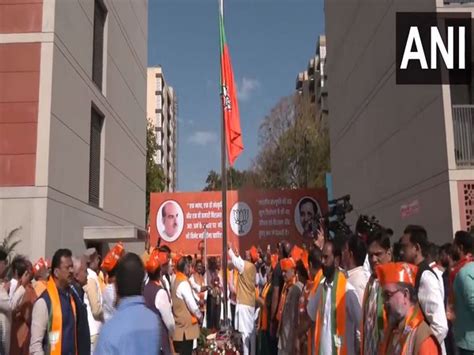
[92,0,107,89]
[89,107,104,207]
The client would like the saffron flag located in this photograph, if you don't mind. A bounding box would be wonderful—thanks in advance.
[219,0,243,166]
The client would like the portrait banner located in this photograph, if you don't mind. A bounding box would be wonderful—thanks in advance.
[149,188,328,256]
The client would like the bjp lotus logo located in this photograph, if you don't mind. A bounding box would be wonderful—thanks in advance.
[230,202,252,236]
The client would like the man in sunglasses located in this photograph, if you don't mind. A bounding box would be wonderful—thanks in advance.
[376,262,441,355]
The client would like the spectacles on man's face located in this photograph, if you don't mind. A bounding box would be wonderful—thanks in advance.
[382,289,402,302]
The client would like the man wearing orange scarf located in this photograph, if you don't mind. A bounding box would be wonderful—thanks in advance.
[228,243,258,355]
[361,228,392,355]
[297,246,323,355]
[277,257,304,355]
[30,249,78,355]
[171,256,202,355]
[306,239,361,355]
[377,262,440,354]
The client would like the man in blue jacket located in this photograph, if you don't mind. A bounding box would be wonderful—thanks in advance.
[94,253,161,355]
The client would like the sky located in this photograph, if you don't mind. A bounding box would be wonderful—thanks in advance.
[148,0,324,192]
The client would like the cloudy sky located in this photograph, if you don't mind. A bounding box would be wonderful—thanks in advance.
[148,0,324,191]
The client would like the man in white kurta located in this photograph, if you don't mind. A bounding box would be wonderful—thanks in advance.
[228,245,258,355]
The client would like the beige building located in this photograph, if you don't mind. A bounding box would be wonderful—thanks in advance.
[147,66,177,192]
[325,0,474,243]
[0,0,148,258]
[296,35,328,121]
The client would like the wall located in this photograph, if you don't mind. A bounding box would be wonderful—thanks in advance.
[325,0,458,243]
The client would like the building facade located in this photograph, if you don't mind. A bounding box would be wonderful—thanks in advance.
[325,0,474,244]
[0,0,148,258]
[147,66,177,192]
[296,35,328,121]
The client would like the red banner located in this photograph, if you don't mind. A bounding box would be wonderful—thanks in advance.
[149,188,327,256]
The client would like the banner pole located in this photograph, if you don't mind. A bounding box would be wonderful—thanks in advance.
[219,0,229,328]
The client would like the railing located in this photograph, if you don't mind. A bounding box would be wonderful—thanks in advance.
[453,105,474,167]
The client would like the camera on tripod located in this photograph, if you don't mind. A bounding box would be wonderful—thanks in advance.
[323,195,354,239]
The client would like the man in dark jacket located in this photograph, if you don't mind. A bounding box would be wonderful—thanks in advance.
[71,256,91,355]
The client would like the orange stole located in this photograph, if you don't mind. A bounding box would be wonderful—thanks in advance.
[305,270,323,355]
[46,278,77,355]
[382,305,425,354]
[276,277,295,323]
[258,282,272,331]
[34,280,47,298]
[313,270,347,355]
[175,272,198,324]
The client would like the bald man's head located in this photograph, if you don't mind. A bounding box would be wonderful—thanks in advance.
[162,202,179,237]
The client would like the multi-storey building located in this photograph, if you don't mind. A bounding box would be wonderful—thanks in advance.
[325,0,474,243]
[296,35,328,121]
[0,0,148,257]
[147,66,177,192]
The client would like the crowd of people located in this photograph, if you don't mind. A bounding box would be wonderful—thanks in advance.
[0,222,472,355]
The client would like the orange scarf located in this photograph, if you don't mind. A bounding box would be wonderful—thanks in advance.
[258,282,272,331]
[175,272,198,324]
[276,276,295,322]
[314,270,347,355]
[303,270,323,355]
[46,278,77,355]
[382,305,425,354]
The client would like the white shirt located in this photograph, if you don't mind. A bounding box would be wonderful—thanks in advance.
[429,262,445,301]
[189,274,207,302]
[418,268,448,348]
[102,283,116,322]
[347,266,371,305]
[155,288,175,336]
[176,279,202,319]
[307,276,361,355]
[363,255,371,275]
[8,279,18,300]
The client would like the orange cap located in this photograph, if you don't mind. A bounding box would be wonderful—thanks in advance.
[101,242,125,273]
[145,249,170,274]
[33,258,48,276]
[291,246,304,262]
[249,246,259,262]
[375,262,418,287]
[280,258,296,272]
[271,254,279,269]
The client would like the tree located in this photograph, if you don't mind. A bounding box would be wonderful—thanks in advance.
[1,227,21,264]
[146,122,165,223]
[202,167,259,191]
[253,94,330,189]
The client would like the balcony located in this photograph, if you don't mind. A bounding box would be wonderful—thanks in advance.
[453,105,474,167]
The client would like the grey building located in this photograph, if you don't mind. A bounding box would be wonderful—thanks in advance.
[147,66,177,192]
[0,0,149,258]
[325,0,474,243]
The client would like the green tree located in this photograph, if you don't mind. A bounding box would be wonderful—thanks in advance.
[146,122,165,223]
[1,227,21,265]
[253,94,330,189]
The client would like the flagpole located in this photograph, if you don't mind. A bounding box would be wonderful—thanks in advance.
[219,0,229,328]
